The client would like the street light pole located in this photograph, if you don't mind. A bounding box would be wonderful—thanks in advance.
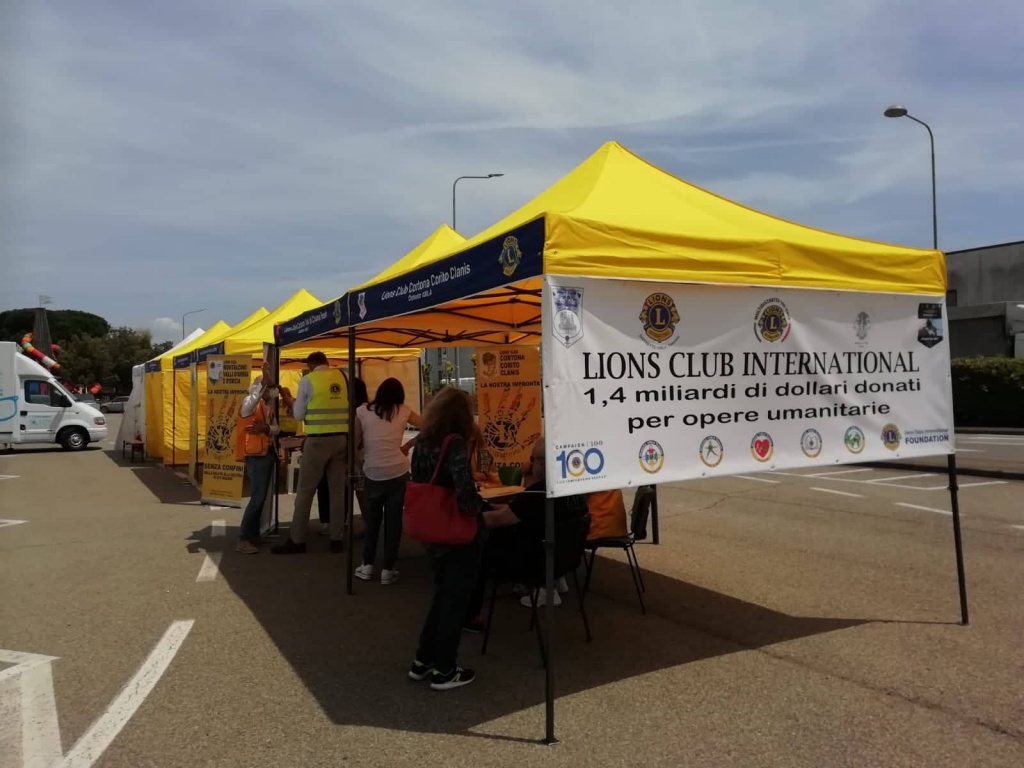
[884,104,967,625]
[181,308,206,340]
[451,173,504,233]
[449,172,504,388]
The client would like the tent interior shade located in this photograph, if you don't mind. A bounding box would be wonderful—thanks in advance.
[288,141,944,351]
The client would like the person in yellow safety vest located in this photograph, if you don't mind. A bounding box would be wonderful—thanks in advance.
[275,351,349,553]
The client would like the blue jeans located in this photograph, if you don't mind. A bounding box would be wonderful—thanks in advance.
[362,473,408,570]
[241,452,276,540]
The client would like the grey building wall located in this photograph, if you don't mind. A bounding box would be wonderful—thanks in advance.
[946,241,1024,307]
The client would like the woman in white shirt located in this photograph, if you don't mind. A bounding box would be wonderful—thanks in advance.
[353,377,422,585]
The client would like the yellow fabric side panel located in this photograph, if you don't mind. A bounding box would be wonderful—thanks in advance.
[144,373,163,459]
[162,370,192,466]
[196,370,209,463]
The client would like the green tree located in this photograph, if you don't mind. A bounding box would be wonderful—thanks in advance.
[0,308,110,344]
[60,327,168,394]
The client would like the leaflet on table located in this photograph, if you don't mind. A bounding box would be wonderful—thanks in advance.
[542,275,954,497]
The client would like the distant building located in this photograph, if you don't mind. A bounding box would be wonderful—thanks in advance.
[945,241,1024,358]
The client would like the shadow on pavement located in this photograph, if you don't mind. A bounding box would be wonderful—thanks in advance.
[102,449,202,505]
[186,523,871,743]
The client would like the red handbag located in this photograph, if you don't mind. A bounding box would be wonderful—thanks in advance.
[403,434,479,546]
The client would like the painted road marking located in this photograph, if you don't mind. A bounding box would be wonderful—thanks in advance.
[0,474,19,481]
[955,480,1009,489]
[802,468,874,478]
[955,448,983,453]
[866,473,940,484]
[196,553,223,583]
[0,519,28,529]
[1012,525,1024,531]
[211,520,226,537]
[810,487,864,498]
[60,620,195,768]
[0,649,62,767]
[735,475,780,484]
[895,502,952,516]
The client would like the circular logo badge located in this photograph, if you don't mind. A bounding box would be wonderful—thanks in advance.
[800,428,823,459]
[565,449,587,477]
[329,383,342,396]
[754,298,791,343]
[638,440,665,473]
[843,426,865,454]
[881,423,902,451]
[750,432,774,462]
[639,292,680,344]
[699,436,724,468]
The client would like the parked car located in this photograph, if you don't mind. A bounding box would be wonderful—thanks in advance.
[76,394,102,410]
[100,396,129,414]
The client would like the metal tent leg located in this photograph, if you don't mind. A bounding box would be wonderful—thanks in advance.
[946,454,969,625]
[543,496,558,745]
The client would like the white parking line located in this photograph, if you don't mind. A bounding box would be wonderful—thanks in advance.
[1012,525,1024,531]
[895,502,952,516]
[802,468,875,478]
[959,439,1024,446]
[196,553,223,583]
[0,519,28,529]
[212,520,226,537]
[866,473,940,484]
[0,474,19,481]
[735,475,780,484]
[956,480,1009,489]
[954,448,984,453]
[60,620,195,768]
[810,487,864,498]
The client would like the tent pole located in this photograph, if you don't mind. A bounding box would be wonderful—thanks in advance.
[946,454,969,625]
[171,369,177,468]
[345,326,357,596]
[651,486,661,545]
[272,346,281,535]
[543,496,558,745]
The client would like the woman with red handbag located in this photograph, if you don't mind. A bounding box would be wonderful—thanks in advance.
[405,387,510,691]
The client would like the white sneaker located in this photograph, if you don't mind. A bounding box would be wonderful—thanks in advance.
[521,590,562,608]
[381,569,399,585]
[354,564,374,581]
[556,577,569,594]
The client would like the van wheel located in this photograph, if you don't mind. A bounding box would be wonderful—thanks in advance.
[59,428,88,451]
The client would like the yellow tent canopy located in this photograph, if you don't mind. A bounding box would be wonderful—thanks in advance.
[301,141,945,350]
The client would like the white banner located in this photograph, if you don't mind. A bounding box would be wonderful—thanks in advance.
[542,275,954,497]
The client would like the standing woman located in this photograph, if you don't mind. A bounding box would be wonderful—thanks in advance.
[406,387,510,691]
[353,377,421,584]
[318,377,369,535]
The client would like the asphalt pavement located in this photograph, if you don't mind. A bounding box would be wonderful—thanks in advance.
[1,415,1022,768]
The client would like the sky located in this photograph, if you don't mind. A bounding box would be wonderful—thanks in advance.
[3,0,1022,342]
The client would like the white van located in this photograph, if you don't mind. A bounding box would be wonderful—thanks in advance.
[0,341,108,451]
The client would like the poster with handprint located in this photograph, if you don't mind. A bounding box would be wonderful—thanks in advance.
[477,345,542,472]
[200,355,252,506]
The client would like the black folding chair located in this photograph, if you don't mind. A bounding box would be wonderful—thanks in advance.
[582,485,655,614]
[481,511,592,666]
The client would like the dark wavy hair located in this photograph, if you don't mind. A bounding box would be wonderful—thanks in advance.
[370,377,404,421]
[418,387,475,444]
[353,377,369,407]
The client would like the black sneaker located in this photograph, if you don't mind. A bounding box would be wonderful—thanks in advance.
[408,660,433,681]
[430,667,475,691]
[462,617,485,634]
[270,540,307,555]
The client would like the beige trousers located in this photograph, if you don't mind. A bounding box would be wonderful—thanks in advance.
[291,434,348,543]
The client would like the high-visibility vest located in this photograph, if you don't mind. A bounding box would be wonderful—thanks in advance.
[236,400,273,461]
[303,368,349,434]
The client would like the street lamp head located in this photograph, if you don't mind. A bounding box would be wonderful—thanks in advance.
[884,105,909,118]
[487,173,504,178]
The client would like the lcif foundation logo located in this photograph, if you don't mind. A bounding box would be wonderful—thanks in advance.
[881,423,902,451]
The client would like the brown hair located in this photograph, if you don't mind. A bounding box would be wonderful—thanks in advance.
[418,387,475,444]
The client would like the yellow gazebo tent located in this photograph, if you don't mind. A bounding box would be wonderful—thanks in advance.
[143,320,231,460]
[163,308,269,465]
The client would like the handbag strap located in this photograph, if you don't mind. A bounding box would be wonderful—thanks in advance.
[428,434,459,485]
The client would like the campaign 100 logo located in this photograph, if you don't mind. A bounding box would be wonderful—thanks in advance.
[556,445,605,479]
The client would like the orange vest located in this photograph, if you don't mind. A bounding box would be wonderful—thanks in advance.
[236,401,273,461]
[586,489,628,540]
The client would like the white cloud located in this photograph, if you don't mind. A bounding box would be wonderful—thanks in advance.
[150,317,185,344]
[2,0,1021,327]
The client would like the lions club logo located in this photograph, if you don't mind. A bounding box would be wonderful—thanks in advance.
[552,286,584,348]
[356,293,367,320]
[333,299,344,326]
[499,235,522,278]
[854,311,871,345]
[639,292,680,346]
[800,428,822,459]
[844,426,865,454]
[750,432,774,462]
[881,423,902,451]
[638,440,665,474]
[699,436,724,468]
[754,298,791,343]
[329,382,342,396]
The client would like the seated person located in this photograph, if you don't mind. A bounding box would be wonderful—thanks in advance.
[467,439,586,621]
